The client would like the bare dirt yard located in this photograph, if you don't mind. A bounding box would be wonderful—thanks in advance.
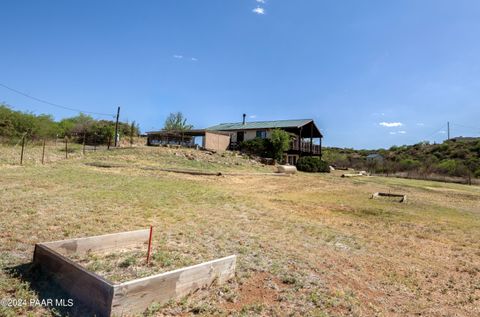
[0,146,479,316]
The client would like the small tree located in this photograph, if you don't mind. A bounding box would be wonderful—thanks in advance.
[270,129,291,162]
[164,112,193,132]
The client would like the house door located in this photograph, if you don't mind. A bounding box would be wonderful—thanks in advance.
[237,131,244,143]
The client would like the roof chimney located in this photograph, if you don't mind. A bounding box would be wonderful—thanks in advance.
[242,113,246,125]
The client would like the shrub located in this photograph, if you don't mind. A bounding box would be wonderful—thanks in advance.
[239,138,271,157]
[270,129,291,162]
[0,104,59,139]
[436,159,459,176]
[398,158,421,171]
[474,168,480,178]
[296,156,330,173]
[240,129,291,162]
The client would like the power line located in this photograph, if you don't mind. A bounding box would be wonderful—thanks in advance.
[423,124,447,141]
[0,82,115,117]
[451,122,480,134]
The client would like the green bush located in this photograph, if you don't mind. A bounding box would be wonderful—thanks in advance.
[270,129,291,162]
[436,159,459,176]
[240,129,291,162]
[239,138,271,157]
[474,168,480,178]
[0,104,58,139]
[398,158,421,171]
[296,156,330,173]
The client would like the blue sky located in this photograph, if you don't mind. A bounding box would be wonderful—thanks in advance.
[1,0,480,149]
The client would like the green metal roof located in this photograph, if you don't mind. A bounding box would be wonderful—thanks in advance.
[207,119,314,131]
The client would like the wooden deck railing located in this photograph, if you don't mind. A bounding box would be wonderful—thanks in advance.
[290,140,321,154]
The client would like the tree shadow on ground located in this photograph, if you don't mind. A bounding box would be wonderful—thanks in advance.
[4,262,100,317]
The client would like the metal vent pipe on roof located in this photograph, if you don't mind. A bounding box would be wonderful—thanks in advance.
[242,114,246,125]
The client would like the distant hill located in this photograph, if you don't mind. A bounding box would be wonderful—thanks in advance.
[323,138,480,180]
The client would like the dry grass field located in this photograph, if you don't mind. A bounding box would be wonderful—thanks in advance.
[0,146,479,316]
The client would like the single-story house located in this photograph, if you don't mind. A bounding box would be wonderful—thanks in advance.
[207,115,323,165]
[146,115,323,165]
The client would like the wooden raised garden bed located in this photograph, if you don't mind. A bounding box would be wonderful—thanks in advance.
[33,229,236,316]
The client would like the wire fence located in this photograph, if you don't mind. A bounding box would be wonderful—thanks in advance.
[0,135,142,166]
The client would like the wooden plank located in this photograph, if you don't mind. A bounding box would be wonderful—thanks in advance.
[377,192,405,198]
[371,192,407,202]
[111,255,236,316]
[42,229,150,256]
[33,244,114,317]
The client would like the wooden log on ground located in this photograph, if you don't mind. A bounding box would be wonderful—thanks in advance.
[85,163,287,177]
[371,192,407,203]
[141,167,222,176]
[85,162,128,168]
[223,172,289,177]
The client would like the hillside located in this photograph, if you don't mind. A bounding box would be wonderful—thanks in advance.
[323,138,480,180]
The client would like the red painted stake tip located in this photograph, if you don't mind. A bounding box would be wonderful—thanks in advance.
[146,225,153,265]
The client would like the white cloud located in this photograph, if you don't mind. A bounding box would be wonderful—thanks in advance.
[379,122,403,127]
[416,123,425,126]
[398,130,407,134]
[191,57,198,62]
[438,130,446,134]
[249,114,257,119]
[252,7,265,14]
[173,55,183,59]
[256,0,266,3]
[389,132,397,135]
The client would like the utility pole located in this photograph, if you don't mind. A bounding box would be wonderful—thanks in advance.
[114,106,120,147]
[447,121,450,140]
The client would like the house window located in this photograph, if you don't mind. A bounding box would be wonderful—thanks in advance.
[256,130,267,139]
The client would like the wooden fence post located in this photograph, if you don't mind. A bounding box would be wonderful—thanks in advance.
[20,134,26,165]
[42,139,46,164]
[130,125,134,148]
[65,137,68,159]
[146,226,153,265]
[83,134,86,155]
